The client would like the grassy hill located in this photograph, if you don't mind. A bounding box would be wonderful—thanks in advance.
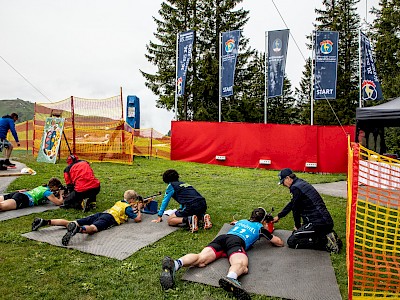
[0,99,34,123]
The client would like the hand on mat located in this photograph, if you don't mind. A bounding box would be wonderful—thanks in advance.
[152,216,162,223]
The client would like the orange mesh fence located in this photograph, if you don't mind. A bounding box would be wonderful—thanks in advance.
[133,128,170,160]
[347,142,400,299]
[25,95,171,163]
[33,95,135,164]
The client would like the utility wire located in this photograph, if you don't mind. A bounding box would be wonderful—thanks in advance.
[270,0,348,136]
[0,54,52,102]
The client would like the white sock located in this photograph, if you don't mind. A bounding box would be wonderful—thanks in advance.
[227,271,238,279]
[175,259,183,271]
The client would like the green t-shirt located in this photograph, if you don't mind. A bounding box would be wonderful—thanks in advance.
[24,186,52,206]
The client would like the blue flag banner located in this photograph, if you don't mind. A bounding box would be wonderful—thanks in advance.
[267,29,289,98]
[221,30,241,97]
[314,31,339,100]
[176,30,195,97]
[360,31,383,101]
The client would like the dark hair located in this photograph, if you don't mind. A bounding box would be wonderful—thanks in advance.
[10,113,18,120]
[250,207,267,223]
[288,173,296,180]
[162,169,179,183]
[47,177,62,189]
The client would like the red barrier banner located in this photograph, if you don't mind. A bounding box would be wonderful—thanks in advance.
[171,121,355,173]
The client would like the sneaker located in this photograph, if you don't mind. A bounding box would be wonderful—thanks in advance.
[219,277,251,300]
[203,214,212,229]
[62,222,80,246]
[32,218,46,231]
[326,231,340,254]
[160,256,175,290]
[189,215,198,233]
[89,201,97,210]
[81,198,90,213]
[3,160,15,167]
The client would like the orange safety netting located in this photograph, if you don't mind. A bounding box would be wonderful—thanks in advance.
[9,97,171,162]
[33,95,134,164]
[133,128,171,160]
[347,141,400,299]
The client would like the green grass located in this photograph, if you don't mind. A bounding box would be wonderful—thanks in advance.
[0,151,348,300]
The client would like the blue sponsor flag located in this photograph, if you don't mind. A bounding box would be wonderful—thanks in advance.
[314,31,339,99]
[176,30,195,96]
[360,31,383,101]
[221,30,241,97]
[267,29,289,98]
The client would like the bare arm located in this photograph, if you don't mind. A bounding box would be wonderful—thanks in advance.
[47,190,64,206]
[270,235,284,247]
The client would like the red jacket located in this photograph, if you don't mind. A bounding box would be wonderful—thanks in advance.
[64,160,100,192]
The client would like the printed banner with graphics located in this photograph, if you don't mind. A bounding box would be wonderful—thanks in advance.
[176,30,195,97]
[360,31,383,101]
[314,31,339,100]
[267,29,289,98]
[37,117,65,164]
[221,30,241,97]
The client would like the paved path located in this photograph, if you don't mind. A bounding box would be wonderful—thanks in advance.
[313,181,347,198]
[0,161,27,194]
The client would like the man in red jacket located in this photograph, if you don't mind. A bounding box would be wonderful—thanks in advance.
[62,155,101,211]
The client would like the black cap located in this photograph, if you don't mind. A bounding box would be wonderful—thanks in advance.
[278,168,293,185]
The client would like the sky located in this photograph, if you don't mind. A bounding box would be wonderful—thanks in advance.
[0,0,379,134]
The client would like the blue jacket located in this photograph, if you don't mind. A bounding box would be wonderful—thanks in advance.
[0,115,19,142]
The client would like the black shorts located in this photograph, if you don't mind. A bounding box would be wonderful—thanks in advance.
[76,212,117,232]
[207,234,247,258]
[4,192,30,209]
[175,199,207,218]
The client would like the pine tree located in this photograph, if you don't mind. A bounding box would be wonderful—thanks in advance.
[267,75,297,124]
[301,0,361,125]
[371,0,400,99]
[141,0,254,122]
[370,0,400,154]
[294,58,312,124]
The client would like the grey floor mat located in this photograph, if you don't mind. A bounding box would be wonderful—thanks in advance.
[312,181,347,198]
[182,224,341,300]
[22,214,179,260]
[0,203,59,221]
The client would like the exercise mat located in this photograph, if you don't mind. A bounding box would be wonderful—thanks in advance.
[22,214,179,260]
[182,223,341,300]
[0,203,59,222]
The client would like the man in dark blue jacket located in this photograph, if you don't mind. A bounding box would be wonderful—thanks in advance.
[0,113,20,167]
[273,168,342,253]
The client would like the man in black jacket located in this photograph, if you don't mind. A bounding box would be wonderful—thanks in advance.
[273,168,342,253]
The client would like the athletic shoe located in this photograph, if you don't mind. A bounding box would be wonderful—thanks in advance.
[189,215,198,233]
[32,218,46,231]
[89,202,97,210]
[62,222,80,246]
[160,256,175,290]
[219,277,251,300]
[81,198,90,213]
[203,214,213,229]
[3,161,15,167]
[326,231,340,254]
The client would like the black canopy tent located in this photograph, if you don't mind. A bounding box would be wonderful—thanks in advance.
[355,97,400,154]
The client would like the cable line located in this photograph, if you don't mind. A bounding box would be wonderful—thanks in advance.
[0,54,52,102]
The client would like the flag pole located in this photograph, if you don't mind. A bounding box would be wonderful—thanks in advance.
[219,32,222,122]
[358,29,363,108]
[264,31,268,124]
[310,31,315,125]
[174,32,179,120]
